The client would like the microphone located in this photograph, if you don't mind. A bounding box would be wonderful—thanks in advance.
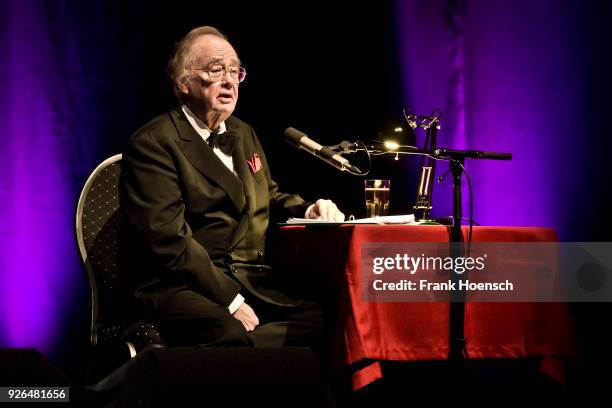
[283,127,362,174]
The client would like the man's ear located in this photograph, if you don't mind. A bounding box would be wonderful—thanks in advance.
[177,77,190,95]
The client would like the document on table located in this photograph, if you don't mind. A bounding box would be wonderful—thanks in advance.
[284,214,416,225]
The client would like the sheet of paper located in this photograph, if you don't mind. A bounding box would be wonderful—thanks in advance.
[285,214,416,225]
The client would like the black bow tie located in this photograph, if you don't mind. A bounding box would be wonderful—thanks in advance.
[208,131,236,156]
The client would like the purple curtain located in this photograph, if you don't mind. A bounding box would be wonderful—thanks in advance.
[0,0,115,352]
[395,0,598,238]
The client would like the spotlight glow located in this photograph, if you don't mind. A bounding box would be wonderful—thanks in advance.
[385,141,400,150]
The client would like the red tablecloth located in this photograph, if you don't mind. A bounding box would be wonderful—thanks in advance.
[275,225,576,389]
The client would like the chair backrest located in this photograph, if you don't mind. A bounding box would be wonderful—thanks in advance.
[75,154,124,347]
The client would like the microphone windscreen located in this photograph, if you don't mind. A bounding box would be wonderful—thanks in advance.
[283,127,307,146]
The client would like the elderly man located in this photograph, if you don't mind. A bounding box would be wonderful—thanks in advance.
[120,26,344,348]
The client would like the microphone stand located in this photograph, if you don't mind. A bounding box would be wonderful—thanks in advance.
[448,157,466,362]
[435,148,511,362]
[358,143,512,361]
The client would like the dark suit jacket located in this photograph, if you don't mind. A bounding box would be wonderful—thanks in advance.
[120,108,310,315]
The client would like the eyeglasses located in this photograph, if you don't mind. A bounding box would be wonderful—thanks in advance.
[192,65,247,83]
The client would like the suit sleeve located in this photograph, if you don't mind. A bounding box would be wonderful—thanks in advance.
[250,127,312,218]
[120,129,241,307]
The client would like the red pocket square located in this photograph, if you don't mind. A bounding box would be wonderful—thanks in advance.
[246,153,262,174]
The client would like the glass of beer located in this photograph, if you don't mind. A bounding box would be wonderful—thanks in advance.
[365,179,390,217]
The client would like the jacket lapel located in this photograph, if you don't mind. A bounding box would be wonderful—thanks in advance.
[227,119,256,248]
[169,109,246,214]
[230,135,256,215]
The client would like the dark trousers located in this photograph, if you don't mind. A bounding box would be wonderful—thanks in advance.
[156,289,323,349]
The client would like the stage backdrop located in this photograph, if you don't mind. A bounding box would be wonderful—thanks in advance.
[395,0,610,237]
[0,0,610,374]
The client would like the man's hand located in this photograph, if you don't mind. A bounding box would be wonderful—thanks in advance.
[307,199,345,222]
[232,302,259,332]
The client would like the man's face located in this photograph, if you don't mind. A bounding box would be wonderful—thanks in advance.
[180,35,241,122]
